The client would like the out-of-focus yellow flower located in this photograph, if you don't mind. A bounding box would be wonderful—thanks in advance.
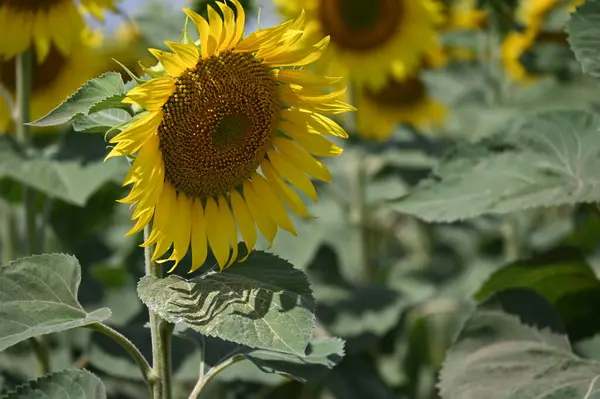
[275,0,444,90]
[355,73,446,141]
[109,2,354,271]
[0,30,107,133]
[0,0,117,62]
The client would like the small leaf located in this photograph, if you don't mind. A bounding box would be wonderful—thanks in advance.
[29,72,125,127]
[72,109,132,133]
[0,254,111,352]
[474,248,600,341]
[567,0,600,78]
[392,110,600,222]
[88,93,129,113]
[438,308,600,399]
[137,251,316,355]
[245,337,345,382]
[1,369,106,399]
[0,137,128,206]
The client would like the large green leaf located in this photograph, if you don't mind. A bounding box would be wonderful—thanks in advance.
[438,309,600,399]
[474,248,600,341]
[0,254,111,352]
[138,251,315,355]
[1,369,106,399]
[567,0,600,78]
[72,109,132,134]
[29,73,125,127]
[392,110,600,222]
[0,138,127,206]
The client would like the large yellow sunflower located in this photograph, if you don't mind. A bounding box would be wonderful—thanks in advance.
[0,0,117,62]
[355,73,446,141]
[275,0,443,90]
[108,1,353,271]
[0,30,107,133]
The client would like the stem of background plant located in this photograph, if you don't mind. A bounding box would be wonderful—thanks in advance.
[15,49,38,255]
[144,225,174,399]
[501,216,520,262]
[28,337,50,375]
[189,355,244,398]
[356,151,372,281]
[87,323,153,391]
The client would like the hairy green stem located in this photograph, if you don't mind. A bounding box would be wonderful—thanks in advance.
[87,322,153,390]
[188,355,244,398]
[15,49,37,255]
[28,337,50,376]
[144,225,173,399]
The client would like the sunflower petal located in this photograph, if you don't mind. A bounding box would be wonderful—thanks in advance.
[106,110,163,159]
[263,36,330,67]
[205,197,230,268]
[243,180,278,245]
[216,2,235,51]
[261,160,313,218]
[274,137,331,181]
[190,199,208,273]
[218,196,239,268]
[231,0,245,45]
[165,41,199,69]
[162,192,192,270]
[122,77,175,110]
[250,174,296,235]
[183,8,212,58]
[207,5,224,52]
[148,48,186,77]
[230,189,257,260]
[279,119,343,157]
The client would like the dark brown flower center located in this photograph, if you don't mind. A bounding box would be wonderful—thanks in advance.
[158,50,280,199]
[0,47,67,92]
[1,0,64,11]
[318,0,403,51]
[364,75,426,107]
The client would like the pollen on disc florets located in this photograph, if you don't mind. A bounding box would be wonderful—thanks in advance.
[158,50,281,199]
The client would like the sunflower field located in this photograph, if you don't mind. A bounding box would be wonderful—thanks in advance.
[2,0,600,398]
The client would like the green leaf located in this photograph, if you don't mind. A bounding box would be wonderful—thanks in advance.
[1,369,106,399]
[474,248,600,341]
[438,309,600,399]
[392,110,600,222]
[0,137,127,206]
[137,251,315,355]
[567,0,600,78]
[29,73,125,127]
[244,337,345,383]
[0,254,111,352]
[88,93,129,113]
[72,109,132,133]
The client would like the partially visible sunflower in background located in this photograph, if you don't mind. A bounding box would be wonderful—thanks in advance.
[108,1,353,271]
[0,0,117,62]
[355,71,446,141]
[0,30,107,133]
[275,0,443,89]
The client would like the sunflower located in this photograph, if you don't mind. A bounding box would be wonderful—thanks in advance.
[275,0,443,90]
[355,73,446,141]
[107,1,353,271]
[0,0,117,62]
[0,30,107,133]
[440,0,487,30]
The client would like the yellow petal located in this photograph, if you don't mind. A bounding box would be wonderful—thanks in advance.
[250,174,296,235]
[264,36,329,67]
[261,160,313,218]
[235,18,294,52]
[106,110,163,159]
[151,185,177,261]
[243,180,278,245]
[278,119,343,157]
[165,41,199,69]
[148,48,186,77]
[33,10,51,62]
[216,2,235,51]
[230,189,257,259]
[207,6,224,52]
[189,198,208,273]
[205,197,230,268]
[164,193,192,271]
[267,149,317,202]
[274,137,331,181]
[218,195,239,268]
[50,3,73,55]
[279,84,355,114]
[123,77,175,110]
[281,108,348,138]
[231,0,245,45]
[274,69,342,88]
[183,8,212,58]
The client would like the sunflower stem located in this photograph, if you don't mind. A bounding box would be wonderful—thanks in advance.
[144,225,174,399]
[15,48,38,255]
[189,355,244,398]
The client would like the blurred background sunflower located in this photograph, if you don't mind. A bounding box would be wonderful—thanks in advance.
[0,0,118,62]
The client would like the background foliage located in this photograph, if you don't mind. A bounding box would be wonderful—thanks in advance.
[3,0,600,398]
